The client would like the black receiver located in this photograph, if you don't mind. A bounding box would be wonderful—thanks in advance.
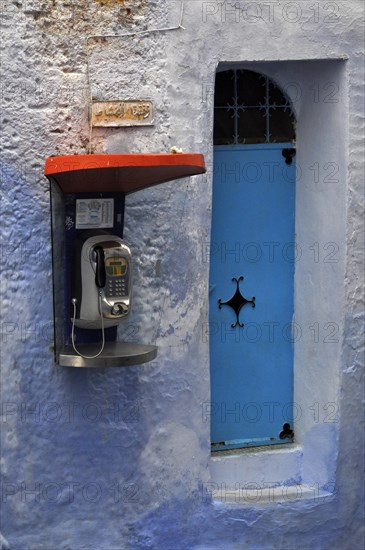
[93,246,106,288]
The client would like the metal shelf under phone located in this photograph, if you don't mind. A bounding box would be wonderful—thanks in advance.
[59,342,157,367]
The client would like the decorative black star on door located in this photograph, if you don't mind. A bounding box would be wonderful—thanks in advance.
[218,276,256,328]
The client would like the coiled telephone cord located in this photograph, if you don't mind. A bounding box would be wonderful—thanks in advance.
[71,294,105,359]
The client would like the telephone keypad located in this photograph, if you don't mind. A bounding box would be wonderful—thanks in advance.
[106,276,128,298]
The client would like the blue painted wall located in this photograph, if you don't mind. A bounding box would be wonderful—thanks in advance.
[1,1,364,549]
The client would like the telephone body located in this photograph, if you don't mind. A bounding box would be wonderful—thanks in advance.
[71,233,132,329]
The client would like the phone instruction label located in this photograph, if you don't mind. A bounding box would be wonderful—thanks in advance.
[76,199,114,229]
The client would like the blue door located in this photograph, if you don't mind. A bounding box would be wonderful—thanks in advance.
[209,144,296,449]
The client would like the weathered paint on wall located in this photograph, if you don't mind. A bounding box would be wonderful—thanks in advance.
[1,1,364,549]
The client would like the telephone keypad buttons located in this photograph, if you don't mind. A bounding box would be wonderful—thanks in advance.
[105,274,129,299]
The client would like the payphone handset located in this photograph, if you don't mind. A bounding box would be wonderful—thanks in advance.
[71,234,132,331]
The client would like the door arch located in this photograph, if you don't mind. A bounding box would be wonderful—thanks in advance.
[209,69,297,451]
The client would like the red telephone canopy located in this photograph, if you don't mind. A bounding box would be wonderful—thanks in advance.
[44,153,206,194]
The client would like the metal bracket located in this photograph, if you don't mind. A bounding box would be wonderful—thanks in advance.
[279,423,294,440]
[282,148,296,165]
[218,276,255,328]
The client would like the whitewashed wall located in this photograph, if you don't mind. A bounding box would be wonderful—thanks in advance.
[1,1,364,548]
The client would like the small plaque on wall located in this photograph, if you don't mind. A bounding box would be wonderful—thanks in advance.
[91,100,154,127]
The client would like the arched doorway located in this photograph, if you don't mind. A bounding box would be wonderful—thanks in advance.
[209,69,296,450]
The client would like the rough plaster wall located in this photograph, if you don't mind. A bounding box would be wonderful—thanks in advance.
[1,1,364,549]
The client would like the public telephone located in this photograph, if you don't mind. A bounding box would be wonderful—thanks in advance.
[70,233,132,358]
[45,152,205,366]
